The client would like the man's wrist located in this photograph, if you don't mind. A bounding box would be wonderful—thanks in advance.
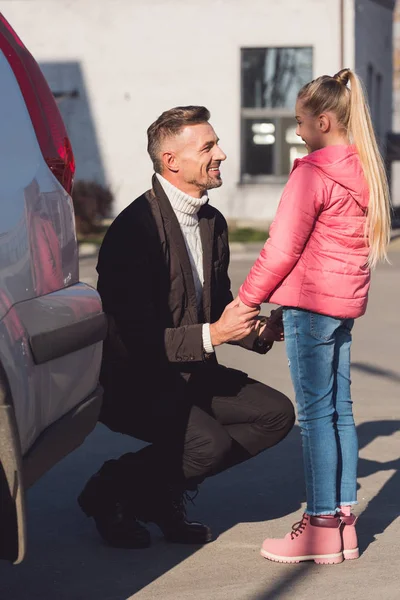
[209,321,224,347]
[202,323,215,354]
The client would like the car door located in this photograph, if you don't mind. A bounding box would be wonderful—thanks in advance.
[0,13,106,563]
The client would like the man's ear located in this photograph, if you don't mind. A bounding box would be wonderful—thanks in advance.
[319,113,330,133]
[161,151,179,173]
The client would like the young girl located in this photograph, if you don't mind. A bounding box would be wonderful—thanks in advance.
[239,68,391,565]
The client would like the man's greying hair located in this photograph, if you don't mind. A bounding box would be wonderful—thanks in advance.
[147,106,211,173]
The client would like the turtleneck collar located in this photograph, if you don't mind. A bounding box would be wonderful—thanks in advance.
[156,173,208,226]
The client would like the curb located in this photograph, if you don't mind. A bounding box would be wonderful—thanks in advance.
[79,233,400,261]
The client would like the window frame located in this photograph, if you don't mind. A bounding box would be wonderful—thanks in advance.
[240,46,313,183]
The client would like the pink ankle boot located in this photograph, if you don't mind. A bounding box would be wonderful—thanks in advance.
[339,506,359,560]
[261,514,343,565]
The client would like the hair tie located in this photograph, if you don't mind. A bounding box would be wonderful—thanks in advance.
[333,68,350,86]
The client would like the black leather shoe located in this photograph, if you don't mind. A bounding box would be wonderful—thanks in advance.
[78,463,151,549]
[92,503,151,549]
[136,486,213,545]
[160,518,213,544]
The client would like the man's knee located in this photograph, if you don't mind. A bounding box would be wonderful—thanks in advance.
[184,429,232,480]
[264,389,295,436]
[252,386,295,446]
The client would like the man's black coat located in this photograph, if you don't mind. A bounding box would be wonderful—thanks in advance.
[97,175,257,432]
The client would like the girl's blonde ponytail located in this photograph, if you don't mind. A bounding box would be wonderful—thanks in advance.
[345,70,391,268]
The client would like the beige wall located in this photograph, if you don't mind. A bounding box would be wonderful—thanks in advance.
[2,0,392,219]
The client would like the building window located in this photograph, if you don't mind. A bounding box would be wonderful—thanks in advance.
[241,47,313,181]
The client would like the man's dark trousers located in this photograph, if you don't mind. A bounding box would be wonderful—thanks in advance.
[100,361,294,503]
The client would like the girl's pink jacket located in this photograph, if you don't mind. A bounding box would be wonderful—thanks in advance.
[239,145,370,319]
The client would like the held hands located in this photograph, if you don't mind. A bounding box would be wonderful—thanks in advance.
[259,307,284,343]
[250,307,284,354]
[210,297,260,347]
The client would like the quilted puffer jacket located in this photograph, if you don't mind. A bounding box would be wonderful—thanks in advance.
[239,145,371,319]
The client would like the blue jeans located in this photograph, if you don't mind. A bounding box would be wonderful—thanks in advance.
[283,308,358,515]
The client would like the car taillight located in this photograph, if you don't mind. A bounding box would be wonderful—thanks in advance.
[0,13,75,194]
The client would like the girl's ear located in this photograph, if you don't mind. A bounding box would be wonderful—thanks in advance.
[319,113,330,133]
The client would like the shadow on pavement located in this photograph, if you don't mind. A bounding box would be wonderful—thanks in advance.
[352,361,400,384]
[0,415,398,599]
[357,420,400,555]
[0,424,305,600]
[251,563,314,600]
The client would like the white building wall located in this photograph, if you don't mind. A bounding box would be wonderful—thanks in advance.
[2,0,393,220]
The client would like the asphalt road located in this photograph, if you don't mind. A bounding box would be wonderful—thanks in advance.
[0,247,399,600]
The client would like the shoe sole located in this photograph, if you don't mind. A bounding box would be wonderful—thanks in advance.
[100,535,151,550]
[343,547,360,560]
[260,549,344,565]
[164,534,213,544]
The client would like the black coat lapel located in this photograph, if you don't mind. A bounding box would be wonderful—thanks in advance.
[152,175,198,321]
[199,204,215,323]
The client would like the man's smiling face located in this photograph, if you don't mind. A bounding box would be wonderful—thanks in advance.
[162,122,227,196]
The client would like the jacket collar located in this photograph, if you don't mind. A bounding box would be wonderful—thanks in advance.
[151,174,215,323]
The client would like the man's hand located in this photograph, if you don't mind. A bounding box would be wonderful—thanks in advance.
[210,297,260,347]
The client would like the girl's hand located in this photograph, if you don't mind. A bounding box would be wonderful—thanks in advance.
[234,296,260,330]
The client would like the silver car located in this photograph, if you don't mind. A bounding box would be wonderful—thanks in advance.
[0,14,105,563]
